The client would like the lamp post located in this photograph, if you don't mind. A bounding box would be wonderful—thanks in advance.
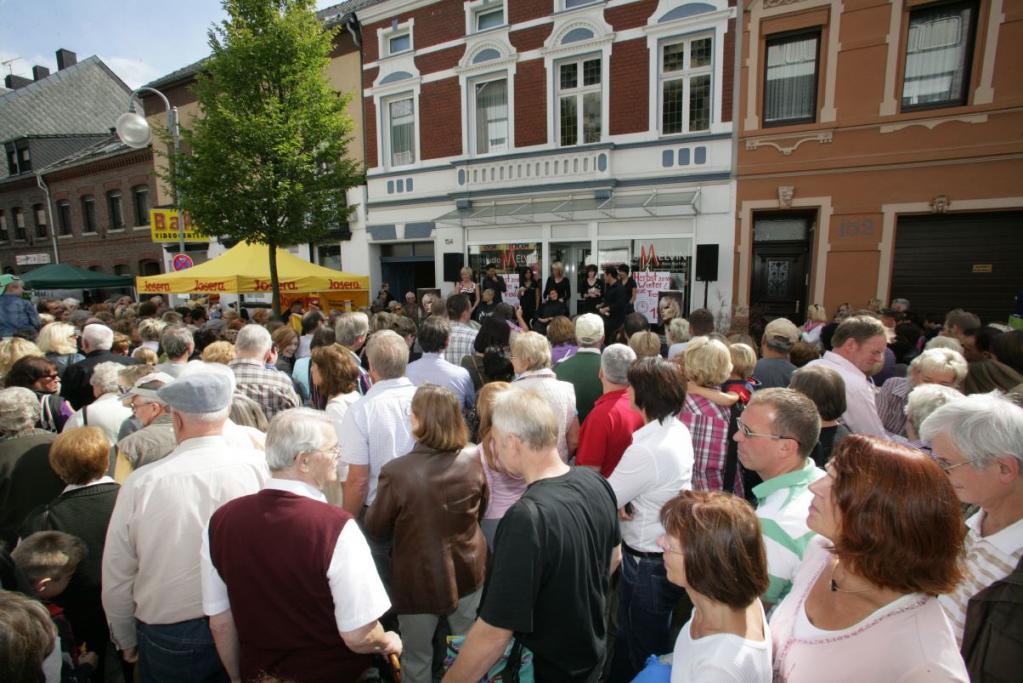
[115,87,186,262]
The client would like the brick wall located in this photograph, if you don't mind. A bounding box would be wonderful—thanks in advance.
[420,78,463,160]
[509,24,553,53]
[514,60,547,147]
[509,0,554,25]
[722,19,735,123]
[364,0,465,62]
[416,45,465,75]
[364,97,378,168]
[610,38,649,135]
[605,0,658,31]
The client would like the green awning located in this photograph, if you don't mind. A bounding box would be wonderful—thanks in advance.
[19,263,135,290]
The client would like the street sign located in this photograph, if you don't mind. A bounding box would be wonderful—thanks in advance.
[172,254,194,271]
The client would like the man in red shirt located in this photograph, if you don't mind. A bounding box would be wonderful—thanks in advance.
[576,344,645,477]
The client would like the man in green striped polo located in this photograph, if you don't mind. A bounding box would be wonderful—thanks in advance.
[734,388,825,609]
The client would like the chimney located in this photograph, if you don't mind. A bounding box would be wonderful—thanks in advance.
[32,65,50,81]
[55,49,77,70]
[4,74,32,90]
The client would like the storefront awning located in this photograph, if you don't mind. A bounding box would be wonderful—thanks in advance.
[435,190,700,227]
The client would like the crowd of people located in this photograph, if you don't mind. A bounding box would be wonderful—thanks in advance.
[1,266,1022,683]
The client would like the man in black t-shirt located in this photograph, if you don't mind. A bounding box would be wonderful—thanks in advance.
[443,388,621,683]
[481,263,507,304]
[617,265,638,314]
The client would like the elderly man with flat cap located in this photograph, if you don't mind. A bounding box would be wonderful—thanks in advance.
[102,372,269,682]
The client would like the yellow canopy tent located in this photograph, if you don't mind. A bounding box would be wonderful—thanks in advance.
[135,241,369,308]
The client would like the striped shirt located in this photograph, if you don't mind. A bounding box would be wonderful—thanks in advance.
[875,376,911,436]
[681,395,739,495]
[444,322,479,366]
[229,358,301,420]
[753,459,825,606]
[938,511,1023,645]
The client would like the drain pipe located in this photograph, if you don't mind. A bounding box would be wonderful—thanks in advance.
[35,171,60,264]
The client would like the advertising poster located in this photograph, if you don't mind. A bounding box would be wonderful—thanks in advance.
[633,271,672,323]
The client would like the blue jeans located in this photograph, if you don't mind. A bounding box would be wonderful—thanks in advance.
[607,552,686,683]
[136,617,228,683]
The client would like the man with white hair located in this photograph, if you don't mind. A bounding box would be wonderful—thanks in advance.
[575,344,644,477]
[62,362,133,445]
[554,313,605,423]
[61,324,137,410]
[0,275,42,338]
[229,324,300,420]
[200,409,399,682]
[155,326,195,378]
[339,330,417,517]
[335,312,372,394]
[103,372,269,680]
[922,393,1023,680]
[805,315,889,436]
[443,387,620,682]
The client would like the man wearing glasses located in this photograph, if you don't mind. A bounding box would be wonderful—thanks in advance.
[733,388,824,610]
[922,393,1023,681]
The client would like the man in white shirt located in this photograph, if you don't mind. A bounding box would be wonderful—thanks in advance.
[340,330,418,516]
[102,372,269,680]
[805,315,888,436]
[734,388,824,608]
[923,393,1023,678]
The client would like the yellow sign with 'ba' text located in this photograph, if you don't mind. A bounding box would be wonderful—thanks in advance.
[150,209,205,243]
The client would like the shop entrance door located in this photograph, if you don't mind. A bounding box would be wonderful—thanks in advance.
[549,241,592,317]
[380,242,435,303]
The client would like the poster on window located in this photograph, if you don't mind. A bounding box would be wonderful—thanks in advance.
[500,273,520,308]
[634,271,673,324]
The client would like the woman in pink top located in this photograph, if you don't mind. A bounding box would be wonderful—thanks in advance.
[770,435,968,682]
[473,382,527,549]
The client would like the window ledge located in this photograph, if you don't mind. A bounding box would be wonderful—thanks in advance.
[108,228,126,233]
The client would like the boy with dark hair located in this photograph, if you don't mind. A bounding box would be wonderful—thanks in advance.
[12,531,98,681]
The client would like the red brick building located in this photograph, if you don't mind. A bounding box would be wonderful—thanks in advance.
[347,0,741,323]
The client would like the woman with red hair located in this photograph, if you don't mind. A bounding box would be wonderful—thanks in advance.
[770,435,968,682]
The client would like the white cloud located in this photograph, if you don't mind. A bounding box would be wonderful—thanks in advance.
[99,55,161,90]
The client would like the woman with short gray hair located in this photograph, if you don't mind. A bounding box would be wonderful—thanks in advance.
[62,361,132,445]
[904,384,963,446]
[510,332,579,461]
[876,348,968,437]
[0,386,64,547]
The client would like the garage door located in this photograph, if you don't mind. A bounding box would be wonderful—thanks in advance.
[891,212,1022,325]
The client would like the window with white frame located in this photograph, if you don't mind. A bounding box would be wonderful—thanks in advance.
[385,96,416,167]
[763,30,820,125]
[471,76,509,154]
[901,0,977,110]
[473,2,505,32]
[660,35,713,135]
[388,31,411,56]
[557,56,602,146]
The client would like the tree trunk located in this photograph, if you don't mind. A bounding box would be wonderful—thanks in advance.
[268,240,281,318]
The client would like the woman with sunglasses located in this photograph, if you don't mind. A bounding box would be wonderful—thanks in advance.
[3,355,74,433]
[35,322,84,380]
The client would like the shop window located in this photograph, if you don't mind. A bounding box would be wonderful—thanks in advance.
[471,76,509,154]
[139,259,161,276]
[317,243,342,271]
[384,95,416,167]
[107,190,124,230]
[660,35,713,135]
[557,56,603,146]
[132,185,149,226]
[33,204,47,239]
[81,196,97,233]
[13,207,26,240]
[901,1,977,110]
[57,201,72,236]
[113,264,131,276]
[468,243,542,303]
[598,238,692,321]
[763,30,821,126]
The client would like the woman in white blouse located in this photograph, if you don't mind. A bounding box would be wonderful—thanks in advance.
[659,490,772,683]
[311,344,362,495]
[606,357,693,682]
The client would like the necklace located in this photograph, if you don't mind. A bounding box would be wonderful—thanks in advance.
[829,563,872,594]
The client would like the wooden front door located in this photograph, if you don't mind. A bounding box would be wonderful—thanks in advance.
[751,242,810,323]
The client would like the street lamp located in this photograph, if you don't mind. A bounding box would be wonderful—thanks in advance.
[115,87,186,260]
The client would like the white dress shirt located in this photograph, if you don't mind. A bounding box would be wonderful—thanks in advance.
[338,377,417,505]
[805,352,887,437]
[102,435,269,650]
[63,392,133,446]
[608,417,694,553]
[200,479,390,633]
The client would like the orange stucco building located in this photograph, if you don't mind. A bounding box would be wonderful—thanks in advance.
[734,0,1022,325]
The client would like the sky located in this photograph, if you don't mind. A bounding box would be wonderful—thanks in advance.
[0,0,343,90]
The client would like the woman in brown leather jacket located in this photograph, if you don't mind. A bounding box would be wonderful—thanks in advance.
[364,385,488,683]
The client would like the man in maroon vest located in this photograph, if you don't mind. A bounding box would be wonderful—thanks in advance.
[201,408,400,682]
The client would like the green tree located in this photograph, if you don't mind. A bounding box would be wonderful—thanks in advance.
[174,0,360,316]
